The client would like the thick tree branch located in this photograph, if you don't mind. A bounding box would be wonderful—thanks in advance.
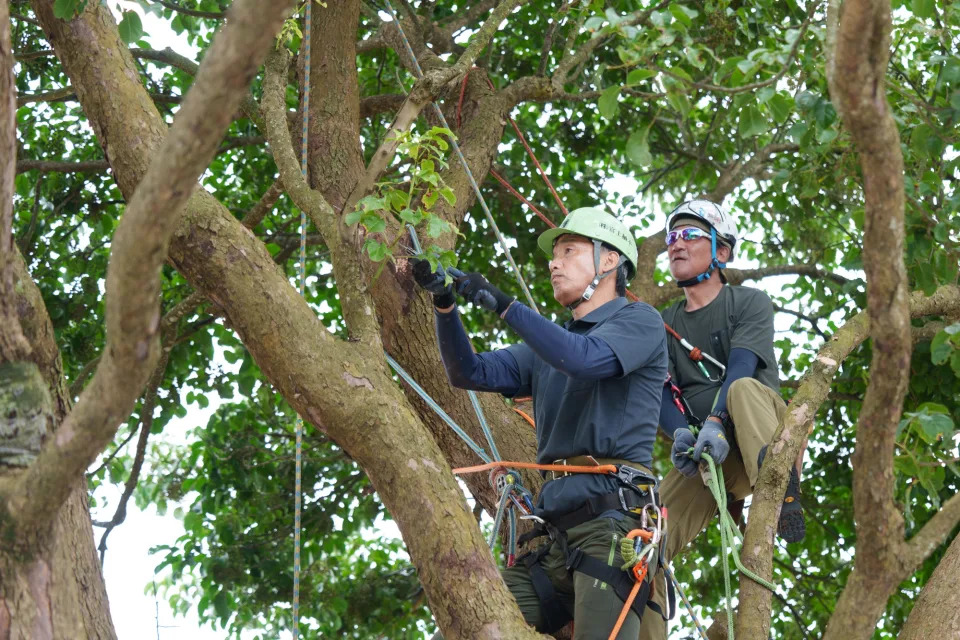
[1,0,32,364]
[262,48,382,343]
[902,491,960,572]
[898,532,960,639]
[821,0,911,636]
[3,0,297,536]
[725,264,850,287]
[738,285,960,640]
[16,137,264,175]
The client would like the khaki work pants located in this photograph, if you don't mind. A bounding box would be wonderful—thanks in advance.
[637,378,787,640]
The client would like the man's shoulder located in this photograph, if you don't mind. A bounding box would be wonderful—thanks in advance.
[612,300,664,325]
[726,285,773,311]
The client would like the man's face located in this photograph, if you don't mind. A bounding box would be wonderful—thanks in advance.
[549,235,617,306]
[667,224,730,282]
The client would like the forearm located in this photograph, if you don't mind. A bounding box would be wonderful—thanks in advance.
[435,307,521,393]
[502,302,622,379]
[711,348,759,413]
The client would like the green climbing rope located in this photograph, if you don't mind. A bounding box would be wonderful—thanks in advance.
[698,451,777,640]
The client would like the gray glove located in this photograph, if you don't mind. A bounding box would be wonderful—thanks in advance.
[692,420,730,464]
[670,428,698,477]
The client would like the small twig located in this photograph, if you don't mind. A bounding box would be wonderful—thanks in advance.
[241,179,284,229]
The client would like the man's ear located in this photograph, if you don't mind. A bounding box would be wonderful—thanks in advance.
[602,249,621,272]
[717,244,732,264]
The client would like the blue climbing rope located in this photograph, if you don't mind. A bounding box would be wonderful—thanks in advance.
[293,2,312,636]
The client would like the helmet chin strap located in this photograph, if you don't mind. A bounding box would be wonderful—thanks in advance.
[676,228,727,288]
[567,240,627,310]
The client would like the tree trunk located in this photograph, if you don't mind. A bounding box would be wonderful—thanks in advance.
[898,534,960,639]
[0,337,114,639]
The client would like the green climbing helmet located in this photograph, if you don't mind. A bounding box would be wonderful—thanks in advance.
[537,207,639,278]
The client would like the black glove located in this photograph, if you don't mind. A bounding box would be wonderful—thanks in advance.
[411,258,456,309]
[454,272,514,315]
[692,420,730,464]
[671,428,699,477]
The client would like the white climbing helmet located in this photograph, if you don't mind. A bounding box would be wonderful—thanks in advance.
[666,200,739,261]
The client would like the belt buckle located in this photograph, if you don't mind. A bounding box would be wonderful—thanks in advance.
[550,458,570,481]
[616,464,659,492]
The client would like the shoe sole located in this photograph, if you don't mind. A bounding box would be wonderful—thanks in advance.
[758,446,806,543]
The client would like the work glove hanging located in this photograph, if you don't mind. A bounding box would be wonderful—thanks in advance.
[670,428,699,477]
[454,272,514,315]
[692,420,730,465]
[411,258,456,309]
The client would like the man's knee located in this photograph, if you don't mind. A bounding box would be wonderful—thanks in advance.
[727,376,764,406]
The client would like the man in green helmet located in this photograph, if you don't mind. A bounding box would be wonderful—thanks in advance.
[412,207,670,639]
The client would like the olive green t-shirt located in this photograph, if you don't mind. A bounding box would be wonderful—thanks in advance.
[660,285,779,422]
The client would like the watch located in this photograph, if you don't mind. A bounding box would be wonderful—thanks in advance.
[707,410,734,437]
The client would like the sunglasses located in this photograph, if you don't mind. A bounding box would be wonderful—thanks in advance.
[665,227,708,246]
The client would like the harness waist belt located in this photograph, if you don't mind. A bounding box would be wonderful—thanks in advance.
[548,456,653,480]
[547,485,656,532]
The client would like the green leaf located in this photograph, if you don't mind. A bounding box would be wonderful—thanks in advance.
[53,0,81,20]
[668,4,692,27]
[363,238,389,262]
[420,159,435,174]
[438,187,456,206]
[213,591,230,621]
[625,127,652,167]
[356,195,386,212]
[423,191,439,209]
[360,211,386,234]
[398,208,422,225]
[118,11,144,44]
[598,86,621,120]
[387,190,409,212]
[816,128,838,144]
[931,330,952,365]
[907,403,954,443]
[344,208,363,226]
[951,350,960,378]
[767,94,792,123]
[912,0,935,18]
[425,215,448,238]
[738,106,767,138]
[626,69,656,85]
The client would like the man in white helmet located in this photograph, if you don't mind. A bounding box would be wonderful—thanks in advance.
[638,199,805,640]
[412,207,670,638]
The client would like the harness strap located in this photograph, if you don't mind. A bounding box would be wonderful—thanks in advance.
[567,551,653,624]
[520,548,572,633]
[547,487,655,532]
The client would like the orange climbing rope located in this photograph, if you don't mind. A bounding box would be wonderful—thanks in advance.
[453,460,619,476]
